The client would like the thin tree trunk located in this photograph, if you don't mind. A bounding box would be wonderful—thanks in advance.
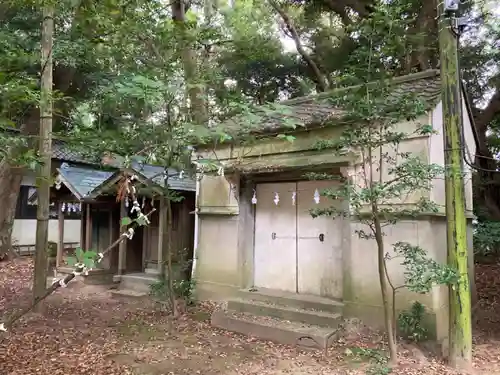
[33,4,54,308]
[0,1,86,257]
[383,257,398,345]
[373,212,398,365]
[165,197,177,318]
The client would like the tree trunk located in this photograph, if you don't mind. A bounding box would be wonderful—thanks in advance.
[0,109,39,260]
[172,0,208,126]
[373,212,398,365]
[33,4,54,308]
[0,162,23,260]
[473,89,500,219]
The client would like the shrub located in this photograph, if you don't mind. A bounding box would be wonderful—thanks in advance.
[473,219,500,258]
[47,241,58,258]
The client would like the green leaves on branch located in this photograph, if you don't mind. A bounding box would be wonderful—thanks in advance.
[389,242,460,293]
[121,215,150,227]
[65,247,97,269]
[121,217,132,226]
[398,302,428,342]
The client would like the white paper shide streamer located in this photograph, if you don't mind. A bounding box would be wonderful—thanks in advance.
[313,189,320,204]
[248,186,324,206]
[273,192,280,205]
[251,190,257,205]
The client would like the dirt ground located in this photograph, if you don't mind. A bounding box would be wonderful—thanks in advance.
[1,259,500,375]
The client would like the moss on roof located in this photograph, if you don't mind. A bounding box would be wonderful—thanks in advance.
[214,70,442,138]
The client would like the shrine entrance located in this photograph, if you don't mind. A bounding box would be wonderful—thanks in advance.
[253,180,343,298]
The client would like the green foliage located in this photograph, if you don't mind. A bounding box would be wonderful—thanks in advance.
[345,347,391,375]
[173,279,196,303]
[65,247,97,269]
[473,219,500,258]
[390,242,460,293]
[149,278,196,305]
[120,216,132,226]
[47,241,57,258]
[303,3,462,362]
[121,217,132,226]
[309,88,443,227]
[397,301,428,342]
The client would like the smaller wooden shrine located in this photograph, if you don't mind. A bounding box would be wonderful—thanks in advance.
[50,161,196,281]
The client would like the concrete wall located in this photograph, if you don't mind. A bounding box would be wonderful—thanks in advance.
[344,219,449,340]
[12,219,81,246]
[196,215,240,287]
[429,98,476,214]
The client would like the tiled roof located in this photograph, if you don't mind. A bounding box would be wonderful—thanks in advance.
[52,140,100,165]
[57,166,115,200]
[3,129,197,192]
[219,70,442,135]
[56,162,195,201]
[131,161,196,192]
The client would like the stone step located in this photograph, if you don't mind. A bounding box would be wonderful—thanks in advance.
[227,298,342,328]
[145,268,160,275]
[119,274,158,293]
[111,289,149,299]
[237,288,344,315]
[211,309,340,350]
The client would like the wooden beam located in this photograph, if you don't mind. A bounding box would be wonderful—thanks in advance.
[108,209,113,248]
[80,203,86,249]
[56,202,64,268]
[107,208,113,270]
[157,197,165,274]
[85,203,92,251]
[118,200,127,274]
[142,221,148,271]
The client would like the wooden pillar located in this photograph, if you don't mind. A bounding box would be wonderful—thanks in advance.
[142,224,148,271]
[108,209,113,247]
[237,179,255,289]
[80,203,86,249]
[56,202,64,268]
[106,209,113,270]
[157,197,165,274]
[85,203,92,251]
[118,200,127,274]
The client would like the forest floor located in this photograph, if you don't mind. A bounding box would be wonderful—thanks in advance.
[1,259,500,375]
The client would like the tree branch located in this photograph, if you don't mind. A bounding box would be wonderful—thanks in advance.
[268,0,328,92]
[474,89,500,137]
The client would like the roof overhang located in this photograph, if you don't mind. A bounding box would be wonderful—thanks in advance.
[84,168,167,201]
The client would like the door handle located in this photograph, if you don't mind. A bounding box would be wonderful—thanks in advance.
[271,232,276,240]
[319,233,324,242]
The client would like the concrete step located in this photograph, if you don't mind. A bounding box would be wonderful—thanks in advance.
[227,298,342,328]
[111,289,149,299]
[211,309,340,350]
[119,274,158,293]
[237,288,344,315]
[145,268,160,275]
